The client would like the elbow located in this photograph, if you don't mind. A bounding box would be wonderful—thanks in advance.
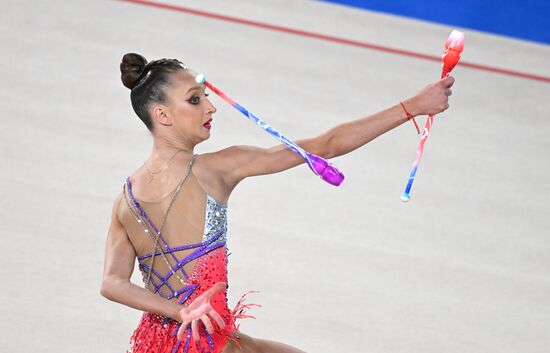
[100,281,110,299]
[100,280,115,300]
[322,133,339,159]
[101,277,130,301]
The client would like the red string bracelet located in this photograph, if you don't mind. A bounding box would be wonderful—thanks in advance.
[400,101,420,135]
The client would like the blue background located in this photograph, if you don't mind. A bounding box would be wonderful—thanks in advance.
[319,0,550,45]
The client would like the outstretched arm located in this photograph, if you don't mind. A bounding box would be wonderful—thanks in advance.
[210,76,454,189]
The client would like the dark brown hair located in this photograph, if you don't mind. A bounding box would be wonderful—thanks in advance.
[120,53,187,131]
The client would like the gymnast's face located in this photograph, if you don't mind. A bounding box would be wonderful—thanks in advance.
[154,70,216,144]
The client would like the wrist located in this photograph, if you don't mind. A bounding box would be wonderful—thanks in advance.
[168,302,184,322]
[401,97,420,117]
[399,99,421,135]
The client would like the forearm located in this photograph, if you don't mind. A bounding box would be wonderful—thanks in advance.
[323,100,414,159]
[320,76,455,159]
[101,278,182,322]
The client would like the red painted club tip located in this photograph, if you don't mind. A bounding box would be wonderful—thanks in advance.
[441,30,464,74]
[445,30,464,53]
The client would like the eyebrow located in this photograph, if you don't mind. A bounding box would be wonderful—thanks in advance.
[186,85,203,93]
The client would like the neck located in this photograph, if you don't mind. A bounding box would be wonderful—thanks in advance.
[149,133,195,161]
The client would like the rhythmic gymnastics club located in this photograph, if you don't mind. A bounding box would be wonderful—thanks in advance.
[194,73,345,186]
[401,30,464,202]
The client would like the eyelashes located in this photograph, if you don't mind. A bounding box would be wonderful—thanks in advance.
[187,92,209,105]
[188,96,200,105]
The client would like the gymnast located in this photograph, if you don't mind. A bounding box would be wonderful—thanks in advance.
[100,53,455,353]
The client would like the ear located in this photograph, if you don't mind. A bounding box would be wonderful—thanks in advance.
[150,104,172,127]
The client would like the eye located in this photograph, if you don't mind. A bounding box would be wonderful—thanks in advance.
[187,91,209,105]
[188,95,200,105]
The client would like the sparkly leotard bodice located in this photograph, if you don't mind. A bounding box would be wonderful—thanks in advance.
[121,155,256,353]
[128,185,228,304]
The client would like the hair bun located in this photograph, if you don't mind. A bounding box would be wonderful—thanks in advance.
[120,53,148,89]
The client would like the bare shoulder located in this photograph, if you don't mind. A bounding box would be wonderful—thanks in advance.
[195,142,307,192]
[194,147,232,168]
[193,145,272,194]
[193,148,242,201]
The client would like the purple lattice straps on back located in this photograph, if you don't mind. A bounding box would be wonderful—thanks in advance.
[126,176,190,279]
[139,263,177,295]
[125,176,227,303]
[137,228,226,261]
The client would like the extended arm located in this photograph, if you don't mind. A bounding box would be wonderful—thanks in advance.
[209,76,455,189]
[100,193,182,322]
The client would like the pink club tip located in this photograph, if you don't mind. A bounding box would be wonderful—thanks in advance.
[445,30,464,53]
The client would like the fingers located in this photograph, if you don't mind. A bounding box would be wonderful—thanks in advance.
[201,314,214,334]
[209,309,225,329]
[441,75,455,87]
[175,283,227,345]
[179,314,222,345]
[440,78,453,113]
[176,322,189,341]
[191,319,200,345]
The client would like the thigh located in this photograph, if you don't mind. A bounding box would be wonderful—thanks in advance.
[221,332,306,353]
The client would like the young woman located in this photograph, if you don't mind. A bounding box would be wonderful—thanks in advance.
[101,53,455,353]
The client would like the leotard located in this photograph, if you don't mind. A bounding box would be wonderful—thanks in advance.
[122,155,256,353]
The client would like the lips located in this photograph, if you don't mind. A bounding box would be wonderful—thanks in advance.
[203,118,212,130]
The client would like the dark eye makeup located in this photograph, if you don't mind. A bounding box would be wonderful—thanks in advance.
[188,96,200,105]
[187,92,209,105]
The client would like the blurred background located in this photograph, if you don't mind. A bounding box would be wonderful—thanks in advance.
[1,1,549,352]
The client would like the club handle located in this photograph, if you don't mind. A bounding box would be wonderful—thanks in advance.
[197,74,346,186]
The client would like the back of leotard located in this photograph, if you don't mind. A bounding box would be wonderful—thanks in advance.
[119,154,251,353]
[120,155,226,300]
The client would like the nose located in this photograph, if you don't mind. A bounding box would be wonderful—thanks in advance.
[205,98,217,115]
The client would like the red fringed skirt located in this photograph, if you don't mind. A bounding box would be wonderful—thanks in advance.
[125,249,258,353]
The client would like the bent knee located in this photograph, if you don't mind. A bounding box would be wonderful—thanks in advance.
[221,332,260,353]
[221,332,305,353]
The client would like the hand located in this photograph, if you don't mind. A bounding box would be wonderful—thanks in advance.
[176,282,227,343]
[404,75,455,116]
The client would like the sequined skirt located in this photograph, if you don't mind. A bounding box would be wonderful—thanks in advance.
[126,292,259,353]
[126,311,230,353]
